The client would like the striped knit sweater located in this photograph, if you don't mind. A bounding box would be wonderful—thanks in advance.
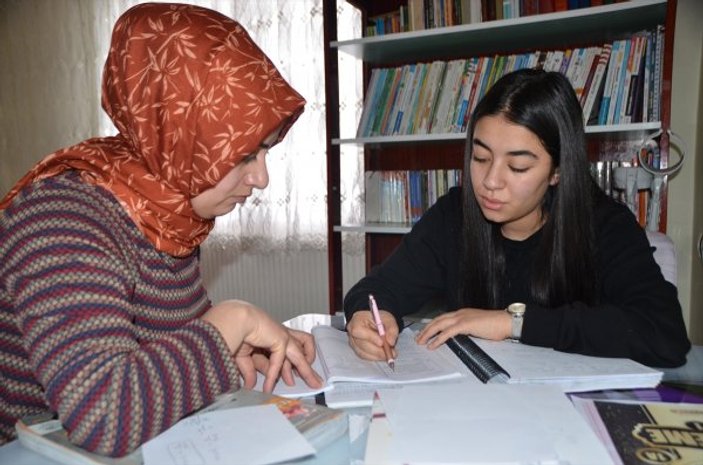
[0,172,240,456]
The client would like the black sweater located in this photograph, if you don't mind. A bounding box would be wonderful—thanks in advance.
[344,187,690,368]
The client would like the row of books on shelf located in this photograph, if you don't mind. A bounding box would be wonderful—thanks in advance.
[480,0,626,22]
[357,27,664,138]
[365,169,461,224]
[362,150,661,230]
[367,0,478,36]
[365,0,628,37]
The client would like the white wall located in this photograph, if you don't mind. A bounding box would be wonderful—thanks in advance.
[0,0,102,196]
[669,0,703,344]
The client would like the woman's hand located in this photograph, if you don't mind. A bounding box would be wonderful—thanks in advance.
[201,300,323,393]
[346,310,399,361]
[415,308,511,349]
[277,328,317,386]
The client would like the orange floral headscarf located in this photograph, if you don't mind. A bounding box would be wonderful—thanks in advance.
[0,3,305,257]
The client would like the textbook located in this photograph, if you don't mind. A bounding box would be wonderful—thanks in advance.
[446,334,663,392]
[572,397,703,465]
[15,388,348,465]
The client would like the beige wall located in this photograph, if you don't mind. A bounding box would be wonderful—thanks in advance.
[0,0,101,196]
[669,0,703,344]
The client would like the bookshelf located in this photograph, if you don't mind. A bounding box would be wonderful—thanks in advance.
[323,0,678,313]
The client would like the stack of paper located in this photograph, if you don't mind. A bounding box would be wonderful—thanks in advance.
[365,382,615,465]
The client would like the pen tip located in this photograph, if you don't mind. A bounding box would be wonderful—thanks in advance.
[389,360,395,372]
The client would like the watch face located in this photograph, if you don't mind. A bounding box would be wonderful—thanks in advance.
[507,303,526,316]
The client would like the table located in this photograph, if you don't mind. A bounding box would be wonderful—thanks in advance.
[1,313,700,465]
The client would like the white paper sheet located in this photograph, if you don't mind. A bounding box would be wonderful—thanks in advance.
[376,382,614,465]
[142,404,314,465]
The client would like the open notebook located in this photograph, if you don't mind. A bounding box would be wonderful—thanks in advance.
[258,326,466,404]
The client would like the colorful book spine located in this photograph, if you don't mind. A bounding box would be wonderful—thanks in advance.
[609,38,631,125]
[582,43,612,125]
[356,28,660,137]
[597,39,621,125]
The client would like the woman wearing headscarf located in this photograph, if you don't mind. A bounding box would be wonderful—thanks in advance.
[0,2,321,456]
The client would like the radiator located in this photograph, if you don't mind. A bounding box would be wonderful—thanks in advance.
[200,245,365,323]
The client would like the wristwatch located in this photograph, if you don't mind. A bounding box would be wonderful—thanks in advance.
[506,302,526,342]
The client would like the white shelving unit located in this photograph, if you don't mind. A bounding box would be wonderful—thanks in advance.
[324,0,676,308]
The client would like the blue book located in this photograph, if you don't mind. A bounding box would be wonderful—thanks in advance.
[597,40,621,126]
[611,38,632,125]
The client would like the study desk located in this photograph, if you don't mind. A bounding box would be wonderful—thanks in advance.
[1,313,701,465]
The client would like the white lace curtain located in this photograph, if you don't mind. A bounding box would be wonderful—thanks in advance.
[92,0,363,253]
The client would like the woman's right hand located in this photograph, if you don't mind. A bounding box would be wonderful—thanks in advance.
[346,310,399,361]
[201,300,322,393]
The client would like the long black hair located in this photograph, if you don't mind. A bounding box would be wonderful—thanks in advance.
[460,68,598,308]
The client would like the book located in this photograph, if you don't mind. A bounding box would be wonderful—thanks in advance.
[445,334,663,392]
[369,67,398,136]
[573,46,600,103]
[415,61,447,134]
[365,382,615,465]
[390,63,417,135]
[652,24,665,122]
[582,43,612,125]
[579,46,602,106]
[399,62,429,134]
[609,38,631,124]
[15,388,348,465]
[572,397,703,465]
[357,67,385,137]
[598,39,622,125]
[623,33,646,123]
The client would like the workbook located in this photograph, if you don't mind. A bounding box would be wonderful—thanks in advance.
[265,326,466,403]
[447,334,663,392]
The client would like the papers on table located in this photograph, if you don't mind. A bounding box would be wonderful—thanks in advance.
[142,404,314,465]
[366,382,614,465]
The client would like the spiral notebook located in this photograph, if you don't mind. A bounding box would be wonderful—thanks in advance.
[446,334,510,383]
[445,335,663,392]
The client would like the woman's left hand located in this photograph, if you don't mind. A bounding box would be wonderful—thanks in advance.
[415,308,511,349]
[278,328,317,386]
[234,327,319,389]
